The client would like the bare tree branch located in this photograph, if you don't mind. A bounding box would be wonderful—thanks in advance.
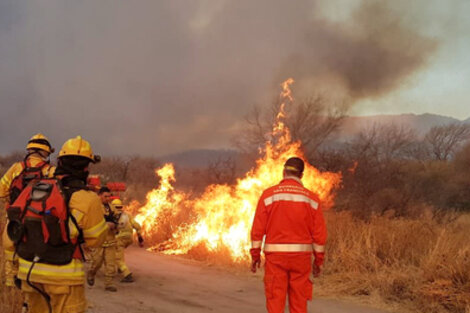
[235,95,347,157]
[425,123,470,160]
[207,156,237,184]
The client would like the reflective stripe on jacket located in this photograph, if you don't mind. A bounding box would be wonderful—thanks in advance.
[250,176,327,265]
[4,189,108,285]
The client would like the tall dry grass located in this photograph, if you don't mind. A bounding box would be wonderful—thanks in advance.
[317,211,470,313]
[0,204,23,313]
[132,180,470,313]
[2,197,469,313]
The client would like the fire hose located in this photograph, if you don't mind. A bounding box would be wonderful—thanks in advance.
[26,256,52,313]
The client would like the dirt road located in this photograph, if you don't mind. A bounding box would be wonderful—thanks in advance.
[86,247,389,313]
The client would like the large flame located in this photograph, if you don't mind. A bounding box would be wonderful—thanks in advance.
[135,78,341,262]
[133,164,187,243]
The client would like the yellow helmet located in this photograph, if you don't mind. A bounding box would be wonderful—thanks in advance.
[111,199,123,209]
[26,133,54,154]
[58,136,101,163]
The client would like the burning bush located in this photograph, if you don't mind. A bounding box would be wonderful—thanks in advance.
[128,78,470,313]
[133,79,341,261]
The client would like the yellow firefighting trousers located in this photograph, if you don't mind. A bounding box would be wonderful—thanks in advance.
[116,244,130,278]
[88,243,116,287]
[116,237,133,277]
[22,283,86,313]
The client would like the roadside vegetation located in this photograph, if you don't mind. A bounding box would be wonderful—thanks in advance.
[1,102,469,313]
[0,203,23,313]
[240,100,470,313]
[320,210,470,313]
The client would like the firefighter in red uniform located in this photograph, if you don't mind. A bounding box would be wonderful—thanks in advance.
[250,157,327,313]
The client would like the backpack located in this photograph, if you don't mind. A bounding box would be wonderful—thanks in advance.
[9,159,49,205]
[6,178,84,265]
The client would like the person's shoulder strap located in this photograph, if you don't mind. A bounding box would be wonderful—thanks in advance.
[19,161,26,171]
[57,176,86,204]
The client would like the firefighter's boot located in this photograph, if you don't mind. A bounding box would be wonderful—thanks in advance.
[121,273,134,283]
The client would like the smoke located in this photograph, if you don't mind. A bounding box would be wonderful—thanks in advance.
[278,1,438,101]
[0,0,445,155]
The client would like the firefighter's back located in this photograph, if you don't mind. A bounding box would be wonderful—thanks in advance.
[250,157,327,313]
[262,178,320,245]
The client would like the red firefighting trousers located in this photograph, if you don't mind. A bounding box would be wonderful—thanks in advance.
[264,252,312,313]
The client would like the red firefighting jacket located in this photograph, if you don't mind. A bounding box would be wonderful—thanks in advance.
[250,176,327,265]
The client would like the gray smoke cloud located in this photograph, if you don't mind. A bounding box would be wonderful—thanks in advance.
[279,1,438,100]
[0,0,444,156]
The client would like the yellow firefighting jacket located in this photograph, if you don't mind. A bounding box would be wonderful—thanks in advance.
[1,155,56,286]
[116,213,141,246]
[0,155,55,204]
[4,189,108,285]
[102,203,118,247]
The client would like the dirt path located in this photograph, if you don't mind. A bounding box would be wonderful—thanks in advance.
[86,247,389,313]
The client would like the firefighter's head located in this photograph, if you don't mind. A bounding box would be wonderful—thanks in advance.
[283,157,304,179]
[56,136,100,183]
[26,133,55,159]
[99,187,112,205]
[58,136,101,163]
[111,198,124,211]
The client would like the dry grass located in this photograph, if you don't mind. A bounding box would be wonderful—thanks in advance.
[0,252,23,313]
[2,195,469,313]
[137,188,470,313]
[316,211,470,313]
[0,205,23,313]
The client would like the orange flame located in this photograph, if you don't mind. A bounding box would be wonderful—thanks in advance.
[135,78,341,262]
[280,77,294,102]
[348,161,359,174]
[134,164,187,241]
[273,78,294,142]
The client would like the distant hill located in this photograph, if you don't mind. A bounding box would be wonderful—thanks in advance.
[159,149,239,168]
[161,114,468,168]
[337,113,466,138]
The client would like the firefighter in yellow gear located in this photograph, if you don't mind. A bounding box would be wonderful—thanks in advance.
[3,135,107,313]
[87,187,119,292]
[112,199,144,283]
[1,134,56,288]
[0,133,56,203]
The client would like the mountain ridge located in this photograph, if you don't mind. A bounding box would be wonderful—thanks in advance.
[338,113,466,137]
[163,113,468,168]
[159,148,239,168]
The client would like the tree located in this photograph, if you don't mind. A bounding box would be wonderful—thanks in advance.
[207,156,236,185]
[333,124,427,217]
[234,96,347,159]
[348,123,420,162]
[425,123,470,161]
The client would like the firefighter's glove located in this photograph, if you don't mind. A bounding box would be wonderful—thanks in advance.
[138,235,144,247]
[312,263,322,278]
[313,251,325,267]
[250,248,261,273]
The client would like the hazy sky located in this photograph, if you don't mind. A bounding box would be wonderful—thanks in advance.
[0,0,468,156]
[349,0,470,118]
